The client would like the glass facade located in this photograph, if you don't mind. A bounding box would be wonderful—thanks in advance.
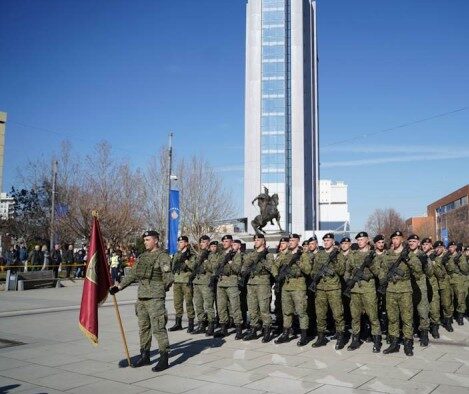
[260,0,291,229]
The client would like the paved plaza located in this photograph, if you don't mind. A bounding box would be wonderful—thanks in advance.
[1,282,469,393]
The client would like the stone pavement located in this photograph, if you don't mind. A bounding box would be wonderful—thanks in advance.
[1,282,469,393]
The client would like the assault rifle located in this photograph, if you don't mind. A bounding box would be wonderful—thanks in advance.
[308,248,340,293]
[209,249,236,289]
[238,248,269,287]
[377,246,410,295]
[273,250,303,293]
[417,251,436,271]
[188,249,210,286]
[343,250,376,298]
[441,252,451,266]
[171,249,191,274]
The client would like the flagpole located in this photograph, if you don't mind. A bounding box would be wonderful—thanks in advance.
[112,294,132,367]
[167,131,173,251]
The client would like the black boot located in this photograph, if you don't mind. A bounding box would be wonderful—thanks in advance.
[262,326,271,343]
[297,329,308,347]
[187,318,195,334]
[206,321,215,337]
[383,336,400,354]
[132,349,150,368]
[419,330,429,347]
[312,332,328,348]
[347,334,362,351]
[274,328,290,344]
[457,313,464,326]
[152,351,169,372]
[372,335,382,353]
[168,317,182,332]
[443,318,453,332]
[335,332,347,350]
[404,339,414,356]
[235,325,243,340]
[194,321,207,334]
[229,317,235,328]
[218,323,228,337]
[243,327,257,341]
[430,323,440,339]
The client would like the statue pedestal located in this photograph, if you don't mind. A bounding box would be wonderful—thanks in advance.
[235,232,286,250]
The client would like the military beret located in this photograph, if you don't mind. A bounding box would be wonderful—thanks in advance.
[373,234,384,243]
[421,237,432,244]
[143,230,159,238]
[390,230,403,239]
[340,237,351,243]
[355,231,368,239]
[448,241,456,247]
[308,236,318,243]
[199,235,210,242]
[322,232,335,240]
[302,240,309,246]
[334,240,340,246]
[280,236,290,243]
[253,234,265,240]
[407,234,419,241]
[178,236,189,242]
[233,239,242,245]
[221,235,233,241]
[289,233,301,239]
[433,240,444,248]
[209,240,219,246]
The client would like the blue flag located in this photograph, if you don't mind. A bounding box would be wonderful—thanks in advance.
[168,190,180,255]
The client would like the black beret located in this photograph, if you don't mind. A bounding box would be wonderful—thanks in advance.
[289,233,301,239]
[355,232,368,239]
[334,240,340,246]
[373,234,384,243]
[143,230,159,238]
[308,236,318,243]
[407,234,419,241]
[433,240,444,248]
[178,236,189,242]
[221,235,233,241]
[340,237,351,243]
[209,240,219,246]
[390,230,403,239]
[302,240,309,246]
[199,235,210,242]
[448,241,456,247]
[280,237,290,243]
[233,239,242,245]
[322,232,335,240]
[421,237,432,244]
[253,234,265,240]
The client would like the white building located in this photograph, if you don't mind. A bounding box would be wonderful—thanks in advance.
[319,180,350,231]
[244,0,320,234]
[0,192,14,220]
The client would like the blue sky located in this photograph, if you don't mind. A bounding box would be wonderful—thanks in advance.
[1,0,468,230]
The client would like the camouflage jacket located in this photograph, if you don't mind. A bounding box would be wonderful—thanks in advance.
[187,249,213,286]
[380,248,422,293]
[311,249,345,291]
[241,249,274,285]
[120,249,173,299]
[209,249,243,288]
[171,249,196,284]
[272,249,311,291]
[344,249,380,294]
[446,253,469,284]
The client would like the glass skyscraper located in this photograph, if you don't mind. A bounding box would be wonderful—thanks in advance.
[244,0,319,234]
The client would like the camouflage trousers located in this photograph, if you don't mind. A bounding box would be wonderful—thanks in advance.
[135,298,169,353]
[217,286,242,325]
[386,291,413,339]
[429,282,441,325]
[350,291,380,336]
[247,284,272,328]
[282,289,308,330]
[415,278,430,331]
[440,287,453,318]
[315,289,344,333]
[451,279,467,314]
[193,283,215,323]
[172,283,195,319]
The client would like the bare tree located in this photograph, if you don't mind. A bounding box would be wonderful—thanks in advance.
[365,208,407,240]
[446,206,469,244]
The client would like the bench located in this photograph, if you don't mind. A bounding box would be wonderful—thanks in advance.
[8,270,61,291]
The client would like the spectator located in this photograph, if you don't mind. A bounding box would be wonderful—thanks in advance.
[19,244,28,271]
[74,245,86,278]
[41,245,50,271]
[63,244,74,278]
[28,245,43,271]
[51,244,62,278]
[110,250,121,284]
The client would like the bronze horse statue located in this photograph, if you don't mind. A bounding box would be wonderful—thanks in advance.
[251,187,283,235]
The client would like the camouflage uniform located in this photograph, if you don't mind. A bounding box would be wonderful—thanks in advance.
[190,250,217,324]
[344,250,381,336]
[272,250,311,330]
[242,249,275,328]
[211,250,243,325]
[433,254,453,320]
[374,251,388,334]
[426,254,441,326]
[171,250,196,320]
[311,249,345,334]
[447,253,469,316]
[119,249,173,353]
[409,250,430,332]
[380,249,422,340]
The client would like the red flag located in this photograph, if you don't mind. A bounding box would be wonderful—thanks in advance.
[79,215,112,345]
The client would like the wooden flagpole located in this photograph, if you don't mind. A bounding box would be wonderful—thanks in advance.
[112,294,132,367]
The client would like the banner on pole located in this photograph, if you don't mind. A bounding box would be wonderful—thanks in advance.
[168,189,180,255]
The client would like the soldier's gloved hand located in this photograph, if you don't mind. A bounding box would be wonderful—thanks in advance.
[109,286,120,295]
